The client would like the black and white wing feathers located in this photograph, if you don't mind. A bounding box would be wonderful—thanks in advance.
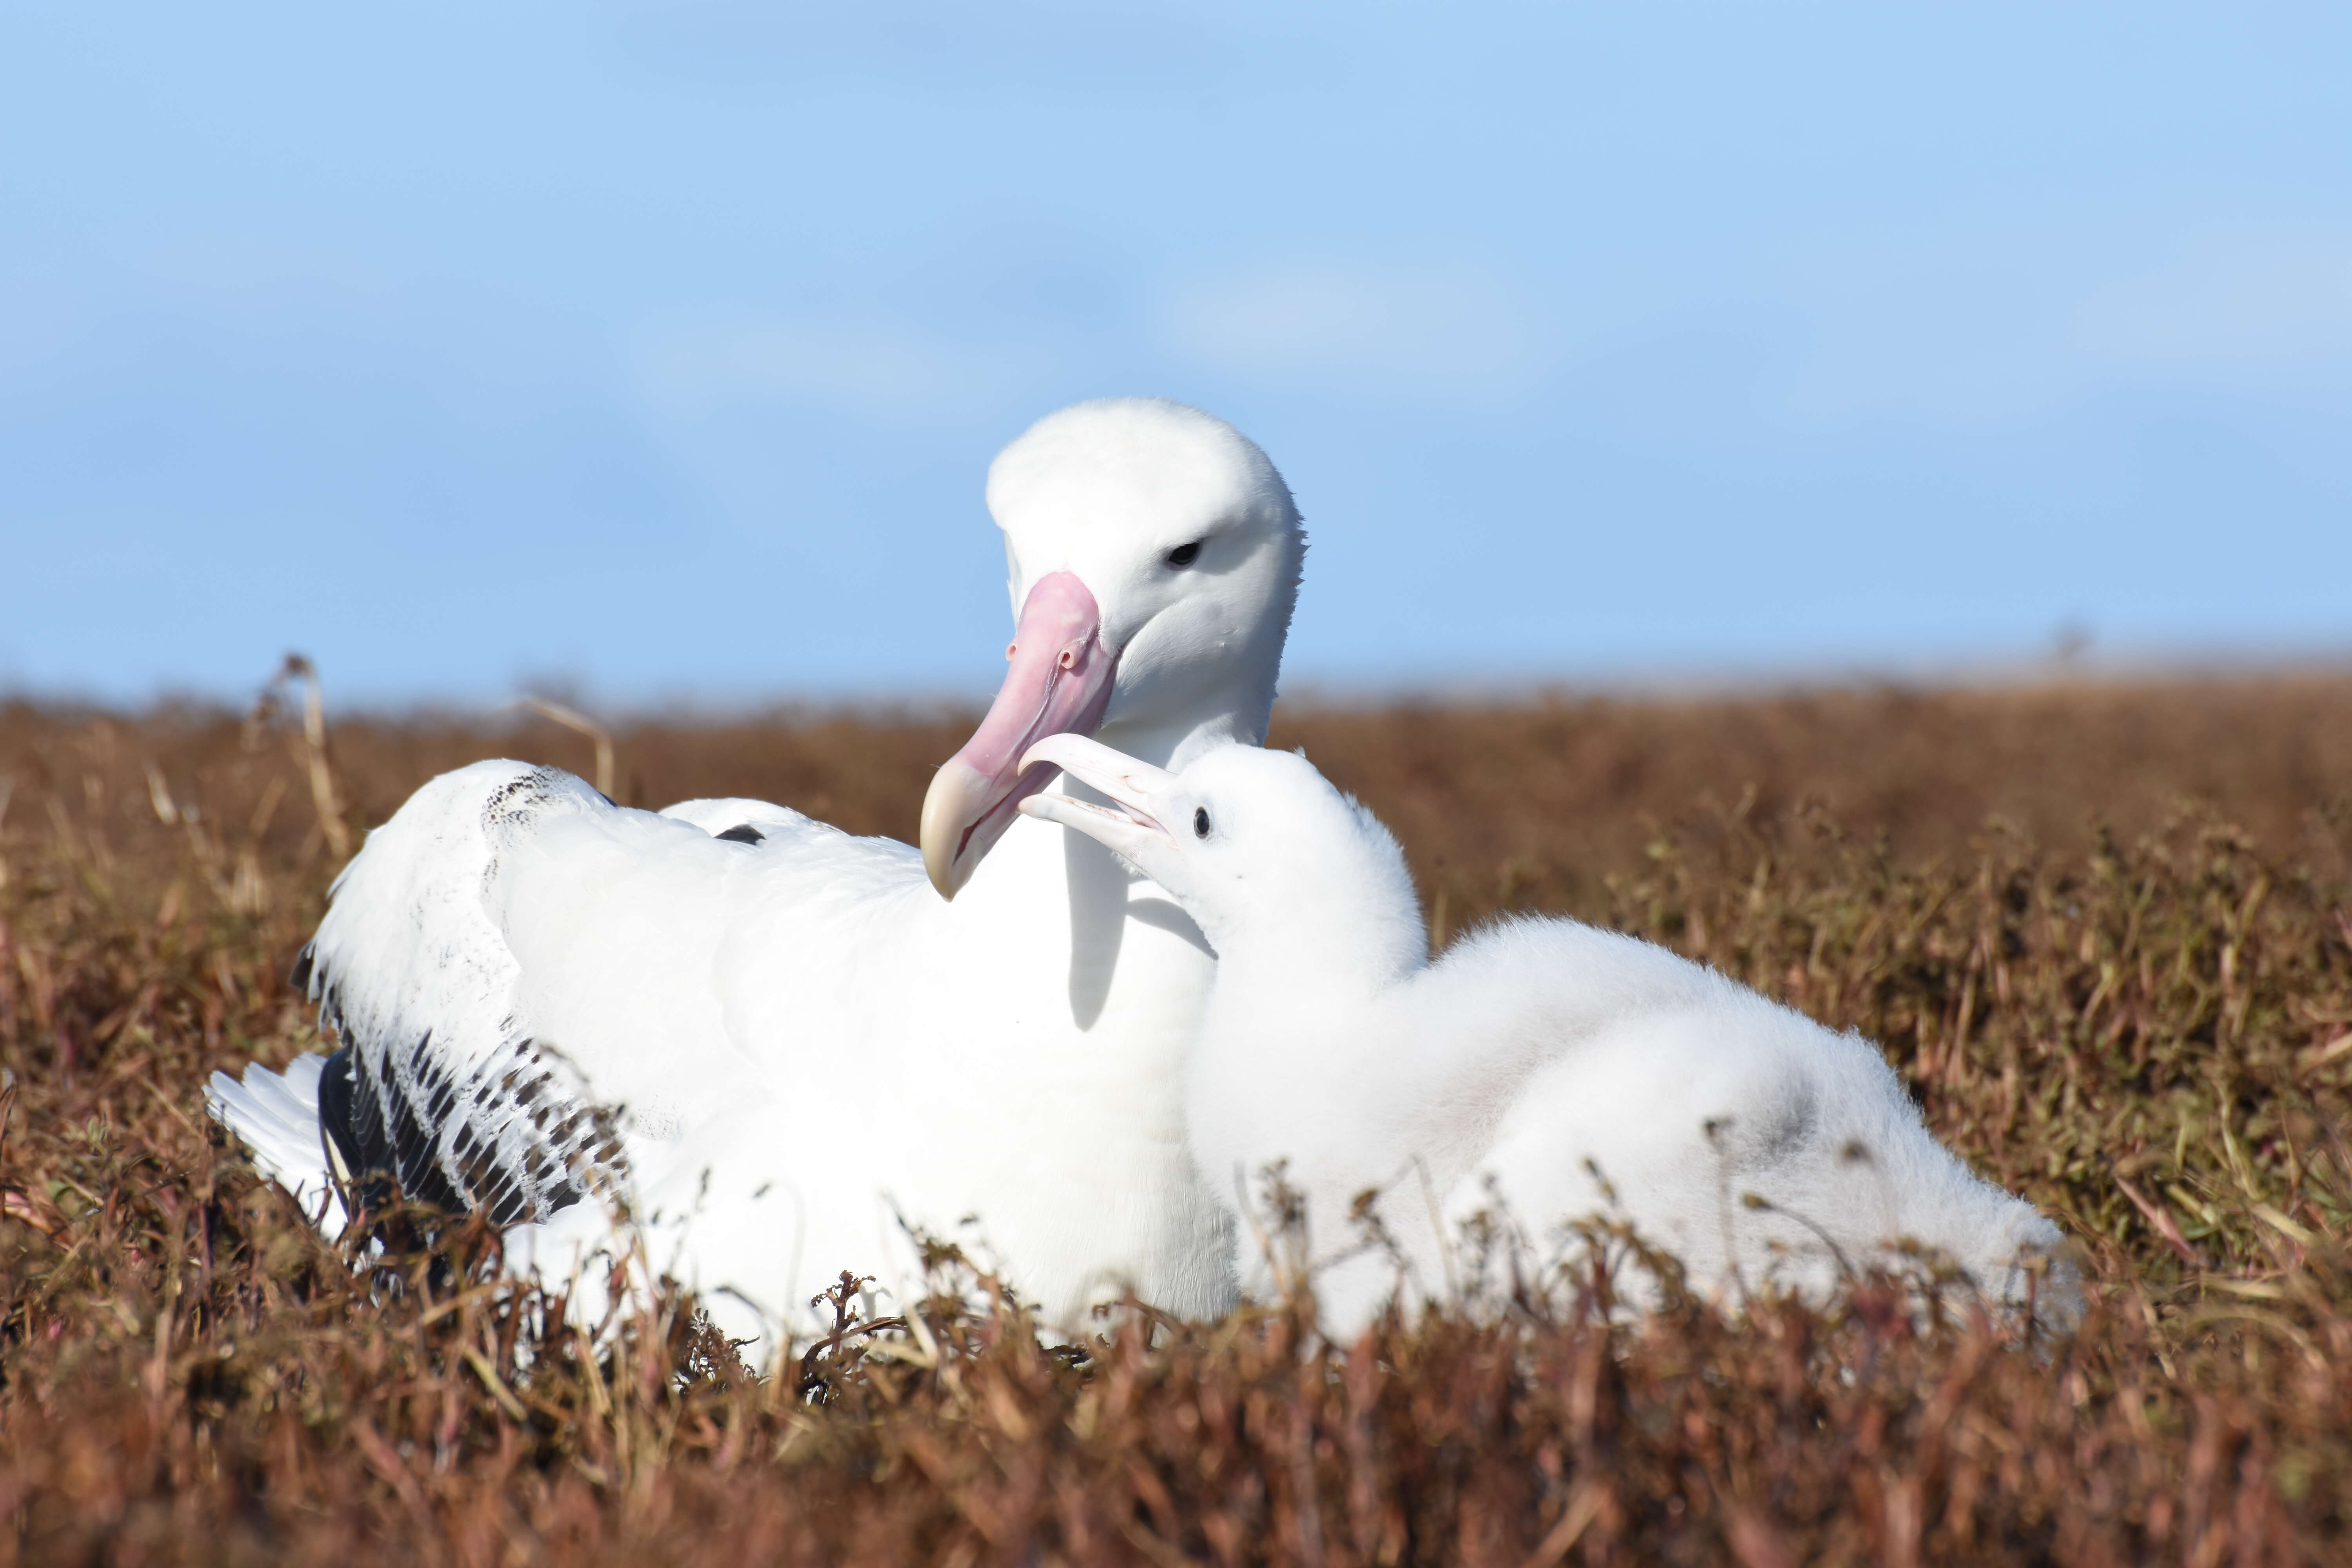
[292,761,628,1226]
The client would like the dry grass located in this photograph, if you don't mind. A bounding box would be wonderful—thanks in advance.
[3,673,2351,1564]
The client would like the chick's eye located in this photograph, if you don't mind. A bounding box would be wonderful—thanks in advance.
[1165,540,1202,568]
[1192,807,1212,839]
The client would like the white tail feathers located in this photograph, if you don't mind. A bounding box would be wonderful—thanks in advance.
[203,1054,348,1236]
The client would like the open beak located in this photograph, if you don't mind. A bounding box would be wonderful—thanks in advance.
[1013,733,1176,864]
[919,571,1120,898]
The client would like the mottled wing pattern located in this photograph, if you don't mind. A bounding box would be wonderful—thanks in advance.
[298,761,629,1225]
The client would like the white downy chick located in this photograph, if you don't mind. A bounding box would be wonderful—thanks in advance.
[1019,735,2080,1340]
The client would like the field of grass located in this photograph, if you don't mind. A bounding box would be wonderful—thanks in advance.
[3,673,2350,1564]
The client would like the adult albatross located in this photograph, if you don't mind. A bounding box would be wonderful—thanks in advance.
[205,398,1305,1356]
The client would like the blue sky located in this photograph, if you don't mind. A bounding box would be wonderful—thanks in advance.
[3,3,2348,706]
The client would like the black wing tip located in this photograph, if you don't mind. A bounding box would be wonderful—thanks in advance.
[715,823,766,845]
[288,945,315,994]
[316,1047,376,1205]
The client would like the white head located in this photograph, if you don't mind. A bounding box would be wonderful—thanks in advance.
[920,399,1307,898]
[1014,734,1426,991]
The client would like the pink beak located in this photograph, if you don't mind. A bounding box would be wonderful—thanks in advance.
[920,570,1119,898]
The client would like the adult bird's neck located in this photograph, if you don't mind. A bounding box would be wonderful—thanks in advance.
[1096,703,1270,774]
[1097,626,1287,771]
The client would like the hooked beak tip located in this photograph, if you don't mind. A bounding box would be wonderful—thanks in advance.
[924,853,960,902]
[920,759,985,900]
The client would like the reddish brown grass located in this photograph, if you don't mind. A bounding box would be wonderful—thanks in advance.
[3,673,2350,1564]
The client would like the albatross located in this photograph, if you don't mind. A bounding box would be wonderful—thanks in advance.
[1018,734,2081,1339]
[206,398,1306,1357]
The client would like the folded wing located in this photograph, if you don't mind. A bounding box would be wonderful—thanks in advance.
[291,762,646,1224]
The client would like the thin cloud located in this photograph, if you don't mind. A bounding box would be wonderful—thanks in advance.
[1161,258,1544,397]
[630,310,1056,417]
[2075,228,2352,368]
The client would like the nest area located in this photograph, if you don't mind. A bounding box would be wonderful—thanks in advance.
[3,674,2351,1566]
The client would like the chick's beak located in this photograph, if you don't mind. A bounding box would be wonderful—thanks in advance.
[919,571,1118,898]
[1014,734,1177,863]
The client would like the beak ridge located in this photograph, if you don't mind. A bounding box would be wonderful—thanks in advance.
[918,571,1117,898]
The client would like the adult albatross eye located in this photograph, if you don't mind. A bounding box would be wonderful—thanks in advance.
[1164,540,1203,568]
[1193,807,1212,839]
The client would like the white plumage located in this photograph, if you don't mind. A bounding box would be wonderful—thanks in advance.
[201,1052,348,1232]
[206,398,1308,1361]
[1020,735,2082,1340]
